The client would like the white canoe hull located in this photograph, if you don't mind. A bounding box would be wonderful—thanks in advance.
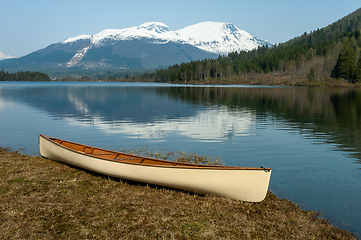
[39,135,271,202]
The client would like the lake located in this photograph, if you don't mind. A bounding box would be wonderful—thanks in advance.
[0,81,360,236]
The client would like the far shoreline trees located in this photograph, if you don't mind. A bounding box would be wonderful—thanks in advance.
[0,69,51,81]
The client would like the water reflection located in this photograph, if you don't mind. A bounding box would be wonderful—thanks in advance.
[166,86,361,163]
[65,106,255,142]
[1,83,361,162]
[0,84,255,142]
[0,85,198,123]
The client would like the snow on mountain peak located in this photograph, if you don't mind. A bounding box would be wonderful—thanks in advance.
[90,22,177,45]
[62,22,271,55]
[139,22,171,32]
[62,34,92,44]
[178,22,233,40]
[177,22,263,54]
[0,50,15,60]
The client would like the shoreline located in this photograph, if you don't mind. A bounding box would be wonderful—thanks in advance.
[3,76,361,88]
[0,147,357,239]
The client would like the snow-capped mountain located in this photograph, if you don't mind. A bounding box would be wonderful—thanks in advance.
[0,51,15,60]
[0,22,272,72]
[177,22,270,54]
[63,21,270,55]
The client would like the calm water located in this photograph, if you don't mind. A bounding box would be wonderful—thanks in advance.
[0,82,360,236]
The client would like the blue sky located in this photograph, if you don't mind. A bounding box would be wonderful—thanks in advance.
[1,0,360,57]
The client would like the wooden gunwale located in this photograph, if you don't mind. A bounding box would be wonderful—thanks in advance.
[40,134,271,171]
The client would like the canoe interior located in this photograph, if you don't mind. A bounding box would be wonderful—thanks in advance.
[41,134,272,171]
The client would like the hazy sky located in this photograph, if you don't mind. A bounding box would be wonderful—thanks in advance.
[1,0,360,57]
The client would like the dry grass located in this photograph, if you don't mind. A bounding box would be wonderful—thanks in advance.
[0,147,356,239]
[123,146,224,166]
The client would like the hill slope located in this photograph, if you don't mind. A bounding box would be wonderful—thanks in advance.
[145,8,361,84]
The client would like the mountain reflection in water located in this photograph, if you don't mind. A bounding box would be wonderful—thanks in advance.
[3,84,360,162]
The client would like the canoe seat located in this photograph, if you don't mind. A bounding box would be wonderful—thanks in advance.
[118,158,145,164]
[91,153,116,155]
[117,158,141,160]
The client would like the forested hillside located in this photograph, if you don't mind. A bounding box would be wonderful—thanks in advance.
[138,8,361,85]
[0,69,51,81]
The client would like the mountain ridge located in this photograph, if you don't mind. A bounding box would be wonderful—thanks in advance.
[0,21,272,75]
[62,21,271,55]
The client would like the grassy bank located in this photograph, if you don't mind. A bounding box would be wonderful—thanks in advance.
[0,147,356,239]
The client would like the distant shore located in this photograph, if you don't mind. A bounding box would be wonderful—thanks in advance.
[2,73,361,88]
[0,147,356,239]
[40,75,361,88]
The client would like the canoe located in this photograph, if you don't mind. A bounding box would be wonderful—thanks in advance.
[39,134,272,202]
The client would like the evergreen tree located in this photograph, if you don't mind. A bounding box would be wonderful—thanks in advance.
[308,66,315,81]
[356,57,361,82]
[331,41,356,81]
